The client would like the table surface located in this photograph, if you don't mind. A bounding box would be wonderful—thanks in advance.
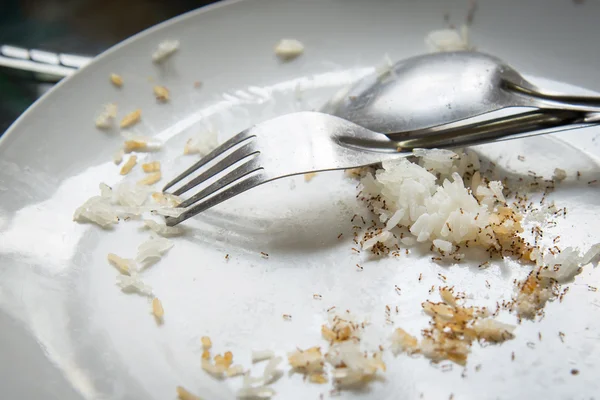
[0,0,216,135]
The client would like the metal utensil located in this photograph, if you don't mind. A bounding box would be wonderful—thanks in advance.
[162,112,404,226]
[0,45,90,82]
[163,109,600,226]
[325,51,600,139]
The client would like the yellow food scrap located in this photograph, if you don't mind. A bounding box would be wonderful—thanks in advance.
[176,386,202,400]
[120,155,137,175]
[391,289,516,366]
[120,109,141,128]
[152,297,164,322]
[390,328,419,355]
[309,373,328,384]
[142,161,161,173]
[201,350,210,360]
[201,336,212,350]
[154,85,170,102]
[304,172,317,182]
[107,253,131,274]
[288,346,324,376]
[123,140,148,153]
[138,172,161,186]
[110,73,123,87]
[152,192,181,207]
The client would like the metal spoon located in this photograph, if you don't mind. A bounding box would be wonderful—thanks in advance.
[325,51,600,140]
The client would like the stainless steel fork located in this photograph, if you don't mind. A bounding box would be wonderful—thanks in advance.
[162,112,404,226]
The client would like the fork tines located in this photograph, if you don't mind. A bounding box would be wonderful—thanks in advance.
[162,130,265,226]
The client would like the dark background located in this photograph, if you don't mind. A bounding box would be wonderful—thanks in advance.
[0,0,218,135]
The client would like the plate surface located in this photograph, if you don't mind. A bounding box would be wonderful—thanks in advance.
[1,0,600,399]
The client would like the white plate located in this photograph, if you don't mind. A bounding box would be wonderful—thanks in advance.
[2,0,600,399]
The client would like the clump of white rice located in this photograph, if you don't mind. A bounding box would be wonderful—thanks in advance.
[73,182,183,232]
[359,148,510,255]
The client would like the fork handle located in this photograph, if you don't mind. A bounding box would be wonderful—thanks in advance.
[392,109,592,150]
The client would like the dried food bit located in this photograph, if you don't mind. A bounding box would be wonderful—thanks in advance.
[107,253,135,275]
[142,161,161,173]
[95,103,117,129]
[153,85,170,102]
[152,297,164,323]
[120,109,142,128]
[123,140,147,153]
[288,346,325,377]
[390,328,419,355]
[152,39,180,63]
[392,289,515,365]
[304,172,317,182]
[274,39,304,61]
[120,155,137,175]
[176,386,202,400]
[252,350,275,363]
[201,336,212,350]
[138,172,162,186]
[426,25,472,52]
[110,73,123,87]
[553,168,567,181]
[123,137,162,153]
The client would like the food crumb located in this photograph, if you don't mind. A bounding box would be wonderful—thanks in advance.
[153,85,170,102]
[553,168,567,181]
[120,109,142,128]
[138,171,162,186]
[176,385,202,400]
[110,73,123,87]
[152,297,164,322]
[95,103,117,129]
[201,336,212,350]
[274,38,304,61]
[152,39,180,63]
[142,161,161,173]
[120,155,137,175]
[304,172,317,182]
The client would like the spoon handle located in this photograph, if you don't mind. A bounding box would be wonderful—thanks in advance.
[506,81,600,113]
